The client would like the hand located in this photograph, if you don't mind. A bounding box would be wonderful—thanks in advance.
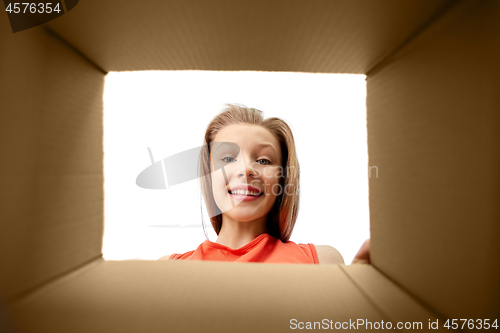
[352,239,370,264]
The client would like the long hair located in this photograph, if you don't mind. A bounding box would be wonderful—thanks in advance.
[199,103,300,242]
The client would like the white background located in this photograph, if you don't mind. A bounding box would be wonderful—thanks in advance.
[103,70,370,264]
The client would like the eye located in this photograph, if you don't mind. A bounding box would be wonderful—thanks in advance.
[257,159,271,165]
[221,156,236,163]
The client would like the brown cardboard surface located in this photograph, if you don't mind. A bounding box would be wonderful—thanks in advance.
[9,260,385,333]
[367,0,500,319]
[341,265,445,327]
[44,0,453,73]
[0,25,104,302]
[2,0,499,329]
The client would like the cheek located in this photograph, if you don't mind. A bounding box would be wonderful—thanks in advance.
[261,166,282,194]
[210,158,224,193]
[211,172,225,198]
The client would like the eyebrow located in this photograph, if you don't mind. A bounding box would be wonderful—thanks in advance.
[212,141,279,156]
[256,142,278,155]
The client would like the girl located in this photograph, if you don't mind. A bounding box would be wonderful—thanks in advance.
[160,104,369,264]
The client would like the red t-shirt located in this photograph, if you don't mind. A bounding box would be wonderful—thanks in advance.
[169,233,319,264]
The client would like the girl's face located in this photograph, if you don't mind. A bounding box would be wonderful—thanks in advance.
[210,124,283,222]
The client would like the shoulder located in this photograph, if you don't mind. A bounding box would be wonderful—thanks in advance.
[314,245,344,265]
[158,250,196,260]
[158,254,173,260]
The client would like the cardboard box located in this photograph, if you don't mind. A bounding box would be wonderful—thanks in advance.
[1,0,498,332]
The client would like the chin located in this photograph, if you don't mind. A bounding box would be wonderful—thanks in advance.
[226,209,265,222]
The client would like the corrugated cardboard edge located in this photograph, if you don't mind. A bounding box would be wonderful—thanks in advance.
[340,264,449,330]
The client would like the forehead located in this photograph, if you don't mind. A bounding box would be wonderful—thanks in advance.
[213,124,280,149]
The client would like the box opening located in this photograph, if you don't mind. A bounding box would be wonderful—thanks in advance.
[103,70,369,263]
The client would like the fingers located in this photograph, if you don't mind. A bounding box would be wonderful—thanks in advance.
[352,239,370,264]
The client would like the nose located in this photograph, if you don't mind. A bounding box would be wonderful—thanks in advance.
[235,154,256,180]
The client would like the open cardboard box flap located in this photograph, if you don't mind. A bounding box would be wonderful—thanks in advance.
[1,0,499,332]
[7,260,442,332]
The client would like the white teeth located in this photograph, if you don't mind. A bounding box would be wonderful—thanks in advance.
[230,189,260,196]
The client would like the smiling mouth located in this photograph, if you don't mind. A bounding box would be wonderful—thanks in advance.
[227,190,263,197]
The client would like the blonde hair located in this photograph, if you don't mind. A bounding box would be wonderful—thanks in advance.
[199,104,300,242]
